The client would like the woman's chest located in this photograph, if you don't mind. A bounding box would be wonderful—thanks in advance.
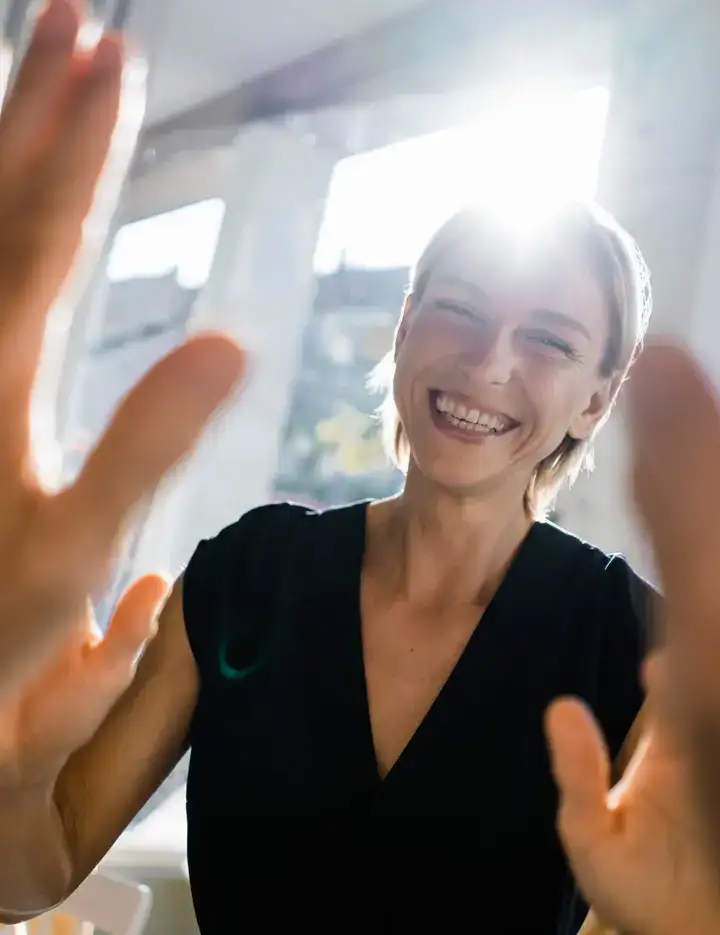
[360,598,485,780]
[187,598,575,838]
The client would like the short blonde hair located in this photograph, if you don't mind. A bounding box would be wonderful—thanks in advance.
[371,203,652,517]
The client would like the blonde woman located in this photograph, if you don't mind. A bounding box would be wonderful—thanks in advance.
[1,3,720,935]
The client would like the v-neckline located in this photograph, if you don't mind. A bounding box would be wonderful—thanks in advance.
[349,502,540,785]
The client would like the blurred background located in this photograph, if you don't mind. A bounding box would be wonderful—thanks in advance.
[3,0,720,931]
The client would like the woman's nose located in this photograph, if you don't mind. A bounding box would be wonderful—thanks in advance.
[459,327,519,387]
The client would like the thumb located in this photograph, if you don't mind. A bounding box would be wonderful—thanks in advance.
[545,698,615,858]
[87,573,171,692]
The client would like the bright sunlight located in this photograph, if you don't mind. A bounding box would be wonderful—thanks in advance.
[314,87,610,274]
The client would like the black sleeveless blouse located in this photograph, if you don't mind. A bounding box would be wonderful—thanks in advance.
[183,502,652,934]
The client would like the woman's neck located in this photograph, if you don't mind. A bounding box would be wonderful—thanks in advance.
[366,467,533,608]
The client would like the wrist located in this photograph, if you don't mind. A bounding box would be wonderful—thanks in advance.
[0,778,72,920]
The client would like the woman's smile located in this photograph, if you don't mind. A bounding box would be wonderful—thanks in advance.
[428,389,521,445]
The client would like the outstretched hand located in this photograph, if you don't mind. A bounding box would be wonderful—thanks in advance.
[629,343,720,873]
[546,342,720,935]
[0,0,245,698]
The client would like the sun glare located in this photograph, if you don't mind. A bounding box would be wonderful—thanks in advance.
[314,87,610,274]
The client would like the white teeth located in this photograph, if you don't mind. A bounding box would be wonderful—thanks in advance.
[434,393,514,434]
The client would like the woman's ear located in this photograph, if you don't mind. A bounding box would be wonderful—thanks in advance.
[394,294,416,361]
[568,375,618,441]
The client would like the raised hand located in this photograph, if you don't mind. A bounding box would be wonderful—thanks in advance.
[629,344,720,874]
[545,341,720,935]
[0,573,170,789]
[0,0,244,699]
[546,666,720,935]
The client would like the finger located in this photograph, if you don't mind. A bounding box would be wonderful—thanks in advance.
[0,0,80,172]
[545,698,614,855]
[55,335,245,581]
[626,341,720,869]
[87,573,171,689]
[627,342,720,708]
[37,34,124,228]
[0,32,124,462]
[626,340,720,610]
[4,35,124,328]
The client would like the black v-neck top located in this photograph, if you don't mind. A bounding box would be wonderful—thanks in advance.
[183,501,652,935]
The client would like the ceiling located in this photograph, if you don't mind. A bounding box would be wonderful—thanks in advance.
[123,0,425,124]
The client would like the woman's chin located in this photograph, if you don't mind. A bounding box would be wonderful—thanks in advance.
[410,450,514,497]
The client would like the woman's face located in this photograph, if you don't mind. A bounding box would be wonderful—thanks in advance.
[393,238,614,496]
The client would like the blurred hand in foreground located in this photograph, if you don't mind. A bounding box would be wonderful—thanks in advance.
[0,0,245,701]
[547,341,720,935]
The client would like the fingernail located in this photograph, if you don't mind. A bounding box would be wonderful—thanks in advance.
[34,0,77,45]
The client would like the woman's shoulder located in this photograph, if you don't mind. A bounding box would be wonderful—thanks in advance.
[537,520,657,611]
[182,500,366,674]
[538,520,658,668]
[531,521,657,668]
[190,499,365,559]
[538,522,655,757]
[184,499,368,583]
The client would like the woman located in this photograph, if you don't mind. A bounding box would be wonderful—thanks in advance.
[1,3,720,935]
[179,202,655,926]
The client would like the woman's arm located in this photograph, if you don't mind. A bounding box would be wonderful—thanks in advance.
[0,580,197,920]
[55,580,197,889]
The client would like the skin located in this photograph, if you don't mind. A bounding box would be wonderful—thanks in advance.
[359,237,619,781]
[391,239,615,501]
[0,0,242,916]
[0,0,244,703]
[0,3,719,934]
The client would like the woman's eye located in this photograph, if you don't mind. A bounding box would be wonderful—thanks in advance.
[435,300,476,319]
[527,331,577,358]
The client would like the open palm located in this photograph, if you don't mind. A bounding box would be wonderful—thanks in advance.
[0,574,170,790]
[0,0,244,707]
[547,342,720,935]
[547,679,720,935]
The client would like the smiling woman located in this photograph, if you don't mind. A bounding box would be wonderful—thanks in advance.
[372,202,651,514]
[5,4,720,935]
[172,198,658,934]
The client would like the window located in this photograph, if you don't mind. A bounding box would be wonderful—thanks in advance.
[276,88,610,508]
[315,87,609,274]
